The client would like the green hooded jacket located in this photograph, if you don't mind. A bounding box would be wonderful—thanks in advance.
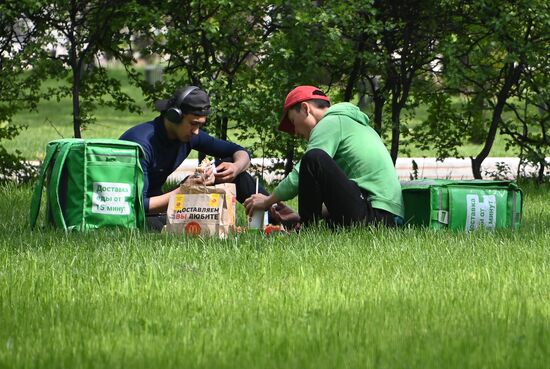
[273,102,404,217]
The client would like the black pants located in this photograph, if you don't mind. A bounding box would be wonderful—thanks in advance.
[146,164,268,231]
[299,149,397,228]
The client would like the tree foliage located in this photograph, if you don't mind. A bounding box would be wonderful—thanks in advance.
[0,4,42,183]
[440,0,549,178]
[2,0,549,182]
[4,0,141,138]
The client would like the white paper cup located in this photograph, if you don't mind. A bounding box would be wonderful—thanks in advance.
[249,210,267,229]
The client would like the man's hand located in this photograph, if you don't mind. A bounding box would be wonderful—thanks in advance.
[213,150,249,183]
[269,202,301,226]
[184,165,215,186]
[244,193,271,216]
[214,162,239,183]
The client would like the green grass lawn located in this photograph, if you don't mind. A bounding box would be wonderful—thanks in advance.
[1,182,549,368]
[4,68,517,161]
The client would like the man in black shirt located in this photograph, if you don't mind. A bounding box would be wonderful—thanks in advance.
[120,86,273,230]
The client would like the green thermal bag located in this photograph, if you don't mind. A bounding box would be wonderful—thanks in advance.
[30,139,146,231]
[401,179,523,231]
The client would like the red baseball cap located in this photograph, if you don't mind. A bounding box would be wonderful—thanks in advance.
[278,86,331,134]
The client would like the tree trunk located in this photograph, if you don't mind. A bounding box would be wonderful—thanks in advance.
[469,90,486,144]
[389,77,411,165]
[373,92,385,135]
[469,156,482,179]
[219,77,232,140]
[388,68,412,164]
[344,56,362,102]
[213,116,228,141]
[390,99,400,164]
[220,116,228,141]
[470,113,501,179]
[72,65,82,139]
[343,37,366,102]
[69,0,81,139]
[471,63,522,179]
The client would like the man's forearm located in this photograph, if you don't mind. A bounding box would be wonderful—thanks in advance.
[232,150,250,174]
[263,194,279,210]
[147,188,179,214]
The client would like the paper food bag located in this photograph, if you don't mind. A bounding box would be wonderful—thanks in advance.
[165,183,237,238]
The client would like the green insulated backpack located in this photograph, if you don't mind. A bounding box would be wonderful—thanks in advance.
[401,179,523,231]
[30,139,146,231]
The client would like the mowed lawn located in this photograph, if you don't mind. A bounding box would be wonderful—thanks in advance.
[1,183,549,369]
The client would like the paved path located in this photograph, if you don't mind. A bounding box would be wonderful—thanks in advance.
[167,157,549,183]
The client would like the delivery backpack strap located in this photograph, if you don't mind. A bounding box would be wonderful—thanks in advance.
[134,145,146,229]
[47,141,74,230]
[30,142,61,229]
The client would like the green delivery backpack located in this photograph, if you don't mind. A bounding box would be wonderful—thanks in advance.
[30,139,146,231]
[401,179,523,231]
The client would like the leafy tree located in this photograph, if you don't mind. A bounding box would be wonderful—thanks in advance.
[127,0,346,177]
[3,0,547,186]
[7,0,141,139]
[409,90,468,160]
[126,0,281,141]
[327,0,458,163]
[233,0,348,175]
[501,64,549,183]
[0,5,42,183]
[499,2,550,183]
[443,0,549,178]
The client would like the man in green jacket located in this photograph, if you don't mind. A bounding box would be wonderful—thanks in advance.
[244,85,404,228]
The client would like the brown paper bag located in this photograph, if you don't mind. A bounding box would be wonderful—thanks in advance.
[164,183,237,238]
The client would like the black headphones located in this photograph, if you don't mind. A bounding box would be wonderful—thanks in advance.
[165,85,200,124]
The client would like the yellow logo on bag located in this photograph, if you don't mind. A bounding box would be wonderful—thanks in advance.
[209,194,220,207]
[174,194,185,211]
